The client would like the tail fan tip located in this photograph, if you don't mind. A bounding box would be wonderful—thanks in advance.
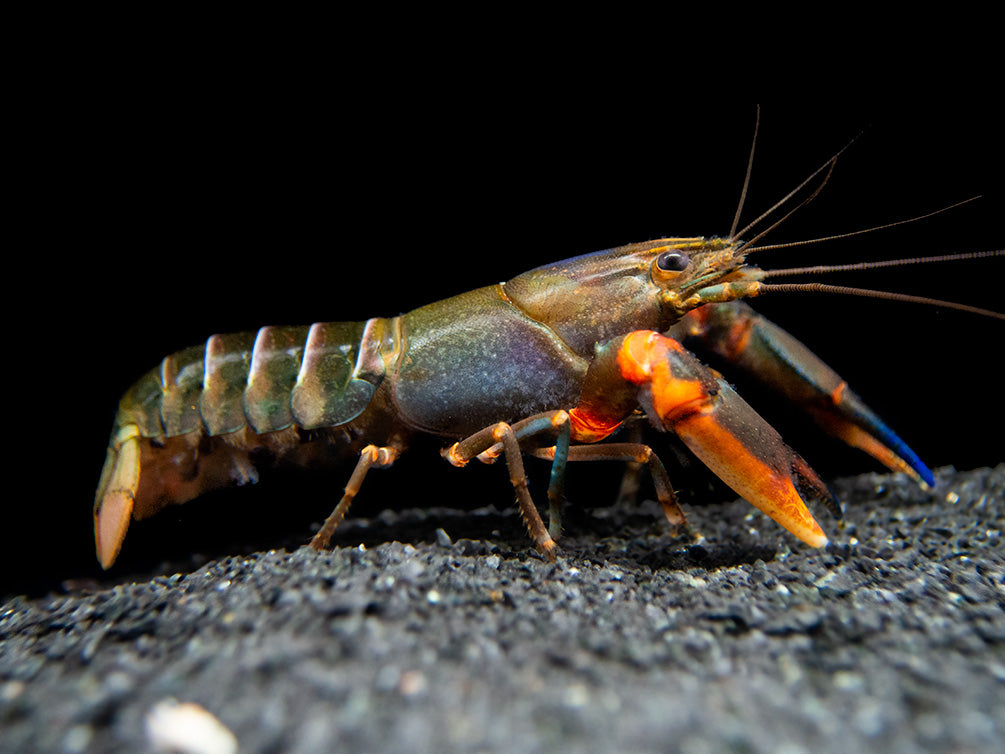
[95,491,133,570]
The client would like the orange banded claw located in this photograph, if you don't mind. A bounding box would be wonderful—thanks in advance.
[613,330,832,548]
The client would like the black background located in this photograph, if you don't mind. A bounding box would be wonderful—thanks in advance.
[10,93,1002,597]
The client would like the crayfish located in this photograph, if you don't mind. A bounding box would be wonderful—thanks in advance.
[93,124,1003,570]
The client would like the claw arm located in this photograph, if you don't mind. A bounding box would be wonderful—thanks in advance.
[669,301,935,487]
[571,331,835,548]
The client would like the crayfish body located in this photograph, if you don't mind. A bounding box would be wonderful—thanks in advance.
[94,232,937,569]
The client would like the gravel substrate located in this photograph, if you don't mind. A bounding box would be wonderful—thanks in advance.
[2,465,1003,754]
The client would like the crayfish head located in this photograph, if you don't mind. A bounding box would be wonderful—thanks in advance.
[646,237,762,321]
[503,236,759,359]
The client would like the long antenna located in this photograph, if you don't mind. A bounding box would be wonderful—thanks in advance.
[759,249,1003,278]
[759,281,1005,320]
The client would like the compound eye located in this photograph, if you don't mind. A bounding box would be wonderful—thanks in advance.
[655,250,690,272]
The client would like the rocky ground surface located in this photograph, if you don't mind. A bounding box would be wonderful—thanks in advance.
[2,465,1003,754]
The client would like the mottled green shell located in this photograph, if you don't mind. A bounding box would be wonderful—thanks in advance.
[116,320,382,439]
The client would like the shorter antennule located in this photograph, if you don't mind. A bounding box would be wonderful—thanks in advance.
[744,197,982,255]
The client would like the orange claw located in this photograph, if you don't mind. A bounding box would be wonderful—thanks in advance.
[671,403,829,547]
[616,331,831,548]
